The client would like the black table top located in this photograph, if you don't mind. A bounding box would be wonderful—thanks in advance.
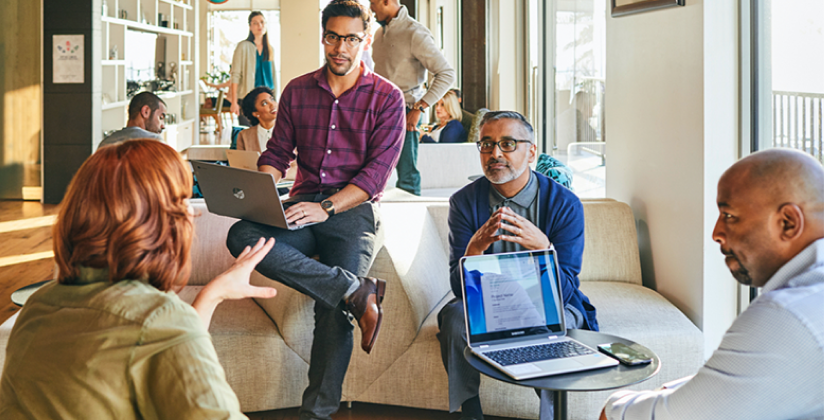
[463,329,660,392]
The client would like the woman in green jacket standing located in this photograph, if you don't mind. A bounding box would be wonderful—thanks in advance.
[230,11,279,126]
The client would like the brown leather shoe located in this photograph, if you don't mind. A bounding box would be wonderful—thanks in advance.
[346,276,386,354]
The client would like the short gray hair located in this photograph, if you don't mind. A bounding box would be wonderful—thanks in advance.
[479,111,534,142]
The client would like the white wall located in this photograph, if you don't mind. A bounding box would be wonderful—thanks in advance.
[605,0,739,356]
[489,0,526,114]
[279,0,321,88]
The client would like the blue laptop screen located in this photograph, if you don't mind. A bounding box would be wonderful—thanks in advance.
[461,250,564,343]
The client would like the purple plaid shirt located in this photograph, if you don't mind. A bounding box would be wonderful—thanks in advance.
[258,65,405,201]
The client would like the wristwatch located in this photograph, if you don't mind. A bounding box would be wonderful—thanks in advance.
[320,200,336,217]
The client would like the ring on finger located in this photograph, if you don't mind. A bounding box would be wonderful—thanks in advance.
[302,210,306,218]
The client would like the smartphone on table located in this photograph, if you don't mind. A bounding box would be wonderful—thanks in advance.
[597,343,653,366]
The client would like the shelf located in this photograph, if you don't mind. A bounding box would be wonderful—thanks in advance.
[102,100,129,110]
[101,16,193,37]
[102,60,125,66]
[159,0,194,10]
[157,90,194,99]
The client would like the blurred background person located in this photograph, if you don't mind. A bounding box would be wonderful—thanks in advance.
[237,86,278,152]
[230,11,279,126]
[420,90,467,143]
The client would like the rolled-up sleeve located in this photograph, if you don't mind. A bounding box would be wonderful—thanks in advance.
[349,87,406,199]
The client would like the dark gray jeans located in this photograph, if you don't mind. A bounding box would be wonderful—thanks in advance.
[437,297,584,419]
[226,196,382,420]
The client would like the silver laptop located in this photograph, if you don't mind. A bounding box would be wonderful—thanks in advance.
[226,149,261,171]
[460,249,618,380]
[192,161,316,230]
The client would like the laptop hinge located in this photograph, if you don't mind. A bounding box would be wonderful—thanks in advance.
[548,335,559,339]
[479,344,489,348]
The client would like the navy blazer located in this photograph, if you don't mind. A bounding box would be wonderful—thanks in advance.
[447,171,598,331]
[421,119,468,143]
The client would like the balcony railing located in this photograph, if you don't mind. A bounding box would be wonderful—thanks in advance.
[772,91,823,163]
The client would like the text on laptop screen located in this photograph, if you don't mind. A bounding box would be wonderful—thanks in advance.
[462,251,563,342]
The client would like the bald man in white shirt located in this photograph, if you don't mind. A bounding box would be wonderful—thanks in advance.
[601,148,824,420]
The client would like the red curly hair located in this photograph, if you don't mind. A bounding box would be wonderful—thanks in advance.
[53,139,194,292]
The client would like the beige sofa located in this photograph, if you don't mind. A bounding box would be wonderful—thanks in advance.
[0,198,703,419]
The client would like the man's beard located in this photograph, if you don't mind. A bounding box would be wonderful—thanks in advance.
[326,54,356,77]
[722,249,753,286]
[484,158,528,185]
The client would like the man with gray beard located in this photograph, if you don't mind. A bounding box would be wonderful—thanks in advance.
[437,111,598,420]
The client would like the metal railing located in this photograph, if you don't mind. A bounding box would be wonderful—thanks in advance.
[772,91,823,163]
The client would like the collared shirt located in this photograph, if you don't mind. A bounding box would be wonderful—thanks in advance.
[257,123,273,152]
[371,5,456,107]
[489,171,539,254]
[0,267,246,420]
[99,126,162,148]
[604,239,824,420]
[258,65,405,201]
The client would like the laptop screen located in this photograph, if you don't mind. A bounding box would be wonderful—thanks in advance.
[461,250,565,345]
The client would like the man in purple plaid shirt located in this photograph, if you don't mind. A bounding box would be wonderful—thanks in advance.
[226,2,405,419]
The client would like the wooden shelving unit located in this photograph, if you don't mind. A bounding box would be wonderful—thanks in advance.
[98,0,198,152]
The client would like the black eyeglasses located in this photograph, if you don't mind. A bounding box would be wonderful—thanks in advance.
[323,32,366,48]
[477,139,532,153]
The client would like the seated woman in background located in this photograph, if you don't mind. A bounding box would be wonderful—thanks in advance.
[420,90,468,144]
[0,139,276,419]
[237,86,278,152]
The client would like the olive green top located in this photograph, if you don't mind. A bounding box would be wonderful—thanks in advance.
[0,267,246,420]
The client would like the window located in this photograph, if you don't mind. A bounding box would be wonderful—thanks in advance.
[528,0,607,198]
[746,0,823,161]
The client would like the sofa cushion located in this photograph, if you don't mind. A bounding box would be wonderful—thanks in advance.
[580,200,643,285]
[177,286,310,412]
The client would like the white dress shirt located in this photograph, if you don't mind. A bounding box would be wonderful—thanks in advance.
[257,124,273,152]
[604,239,824,420]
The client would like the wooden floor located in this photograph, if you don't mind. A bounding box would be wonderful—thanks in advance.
[0,199,518,420]
[0,200,60,325]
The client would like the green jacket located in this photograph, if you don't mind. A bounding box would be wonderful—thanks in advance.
[0,267,247,420]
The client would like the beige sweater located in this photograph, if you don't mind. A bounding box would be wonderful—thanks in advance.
[230,40,280,103]
[372,6,455,108]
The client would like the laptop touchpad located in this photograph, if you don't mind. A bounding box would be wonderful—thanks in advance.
[508,363,543,375]
[534,358,586,371]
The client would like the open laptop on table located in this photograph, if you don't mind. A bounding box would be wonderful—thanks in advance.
[226,149,261,171]
[191,161,315,231]
[460,249,618,381]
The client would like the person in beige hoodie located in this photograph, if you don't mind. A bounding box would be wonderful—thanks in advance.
[370,0,455,195]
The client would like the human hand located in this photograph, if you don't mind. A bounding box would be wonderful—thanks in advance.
[465,211,506,256]
[284,201,329,225]
[230,101,241,116]
[406,108,422,132]
[204,237,278,303]
[496,207,551,250]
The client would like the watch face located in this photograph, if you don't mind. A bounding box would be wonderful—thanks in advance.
[321,200,333,209]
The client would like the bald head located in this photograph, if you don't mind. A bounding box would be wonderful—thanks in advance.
[713,148,824,287]
[723,148,824,225]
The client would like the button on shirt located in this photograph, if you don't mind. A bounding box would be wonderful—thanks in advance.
[603,239,825,420]
[257,65,406,201]
[489,171,539,254]
[257,124,273,152]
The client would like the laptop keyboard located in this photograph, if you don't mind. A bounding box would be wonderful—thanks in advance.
[483,340,595,366]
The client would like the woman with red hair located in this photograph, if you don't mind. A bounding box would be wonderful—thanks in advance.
[0,139,275,418]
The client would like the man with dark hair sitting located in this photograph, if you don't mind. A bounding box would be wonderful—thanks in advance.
[226,1,405,419]
[99,92,167,147]
[438,110,598,420]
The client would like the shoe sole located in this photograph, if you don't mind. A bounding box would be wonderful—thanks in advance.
[364,279,386,354]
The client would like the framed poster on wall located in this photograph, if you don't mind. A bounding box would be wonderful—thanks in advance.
[611,0,685,17]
